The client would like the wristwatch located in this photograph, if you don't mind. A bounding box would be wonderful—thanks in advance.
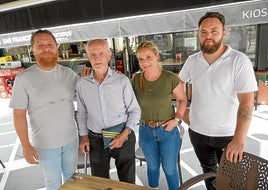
[174,116,182,125]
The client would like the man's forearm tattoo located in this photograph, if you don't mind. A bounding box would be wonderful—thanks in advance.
[238,106,252,121]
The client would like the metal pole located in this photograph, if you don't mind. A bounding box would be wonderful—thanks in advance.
[124,37,131,78]
[84,152,88,175]
[0,159,5,168]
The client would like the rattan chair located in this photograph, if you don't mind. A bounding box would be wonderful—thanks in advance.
[178,149,268,190]
[135,124,185,184]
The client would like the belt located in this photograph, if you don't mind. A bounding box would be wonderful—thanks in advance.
[88,130,103,139]
[141,120,168,128]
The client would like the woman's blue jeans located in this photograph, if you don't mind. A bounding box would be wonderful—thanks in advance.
[36,138,78,190]
[139,123,180,190]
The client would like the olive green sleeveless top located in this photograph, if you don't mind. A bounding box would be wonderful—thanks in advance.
[131,69,180,121]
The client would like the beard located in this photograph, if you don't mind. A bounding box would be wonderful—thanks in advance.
[200,37,223,54]
[35,52,58,68]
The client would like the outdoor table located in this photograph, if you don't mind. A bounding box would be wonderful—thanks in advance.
[59,173,153,190]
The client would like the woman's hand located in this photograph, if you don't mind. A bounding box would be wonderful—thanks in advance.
[163,119,179,131]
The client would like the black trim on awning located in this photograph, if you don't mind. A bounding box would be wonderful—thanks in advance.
[0,0,249,34]
[0,0,267,48]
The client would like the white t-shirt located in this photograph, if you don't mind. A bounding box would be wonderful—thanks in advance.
[179,45,258,136]
[9,64,78,149]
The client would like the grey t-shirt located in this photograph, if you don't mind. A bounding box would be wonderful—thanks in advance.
[9,64,78,149]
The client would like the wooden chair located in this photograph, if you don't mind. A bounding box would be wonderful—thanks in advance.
[178,149,268,190]
[135,124,185,184]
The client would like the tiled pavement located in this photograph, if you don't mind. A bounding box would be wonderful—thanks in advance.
[1,98,268,190]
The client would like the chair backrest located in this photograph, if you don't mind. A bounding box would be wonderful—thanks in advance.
[217,150,268,190]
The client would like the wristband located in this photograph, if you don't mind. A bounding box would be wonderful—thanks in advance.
[176,112,183,119]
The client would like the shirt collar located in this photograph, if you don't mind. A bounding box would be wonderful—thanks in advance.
[88,67,113,83]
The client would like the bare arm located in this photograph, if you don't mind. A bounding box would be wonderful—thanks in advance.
[225,91,255,163]
[174,80,187,118]
[164,80,187,131]
[13,109,39,164]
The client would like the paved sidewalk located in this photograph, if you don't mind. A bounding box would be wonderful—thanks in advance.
[1,98,268,190]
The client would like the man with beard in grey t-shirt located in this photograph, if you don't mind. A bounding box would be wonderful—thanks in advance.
[9,29,78,190]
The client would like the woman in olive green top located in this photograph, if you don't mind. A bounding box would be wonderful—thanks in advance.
[131,41,187,190]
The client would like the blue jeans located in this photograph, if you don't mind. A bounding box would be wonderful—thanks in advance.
[36,138,78,190]
[139,123,180,190]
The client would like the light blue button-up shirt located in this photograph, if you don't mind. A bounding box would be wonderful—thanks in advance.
[76,67,141,135]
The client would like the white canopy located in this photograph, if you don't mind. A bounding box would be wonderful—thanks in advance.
[0,0,267,48]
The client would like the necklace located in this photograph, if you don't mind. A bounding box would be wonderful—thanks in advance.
[140,69,161,93]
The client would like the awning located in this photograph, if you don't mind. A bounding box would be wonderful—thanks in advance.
[0,0,267,48]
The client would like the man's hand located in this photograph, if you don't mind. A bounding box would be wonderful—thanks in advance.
[109,128,129,150]
[80,136,90,154]
[22,144,39,164]
[80,67,92,76]
[225,139,245,163]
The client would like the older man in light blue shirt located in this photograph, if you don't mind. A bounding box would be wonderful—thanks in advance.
[76,39,141,184]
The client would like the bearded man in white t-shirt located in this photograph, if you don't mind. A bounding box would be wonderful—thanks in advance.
[179,12,258,190]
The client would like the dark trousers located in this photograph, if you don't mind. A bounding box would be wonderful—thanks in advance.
[88,130,136,184]
[188,128,233,190]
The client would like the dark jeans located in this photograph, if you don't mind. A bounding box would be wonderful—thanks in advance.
[88,129,136,184]
[188,128,233,190]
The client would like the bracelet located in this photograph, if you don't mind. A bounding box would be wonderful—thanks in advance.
[176,112,183,119]
[174,116,182,125]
